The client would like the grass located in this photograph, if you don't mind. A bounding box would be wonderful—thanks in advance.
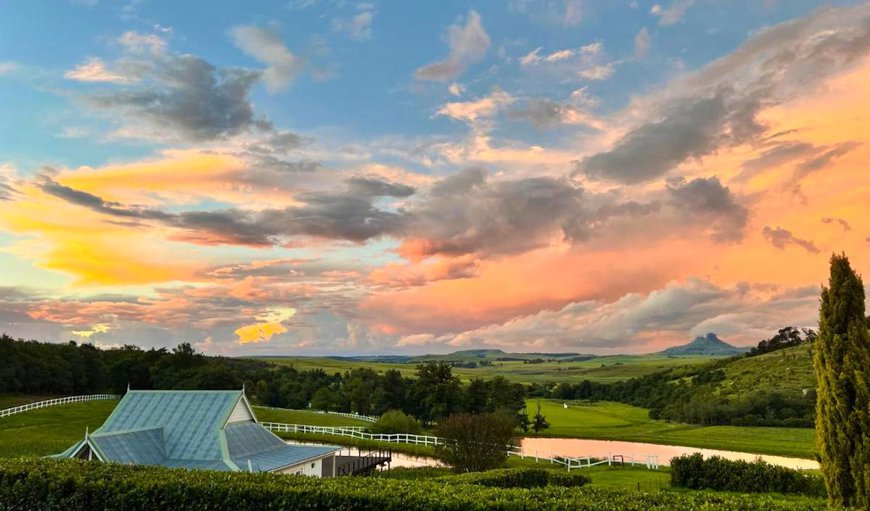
[719,345,815,400]
[527,399,816,459]
[254,354,719,384]
[0,394,60,410]
[252,406,373,427]
[0,400,118,458]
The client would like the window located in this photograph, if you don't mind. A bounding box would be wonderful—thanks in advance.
[311,463,315,468]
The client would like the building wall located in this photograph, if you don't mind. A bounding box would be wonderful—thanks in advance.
[227,399,254,424]
[277,456,329,477]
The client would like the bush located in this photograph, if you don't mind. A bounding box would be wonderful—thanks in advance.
[434,412,516,473]
[370,410,423,435]
[0,458,829,511]
[670,453,826,497]
[444,468,551,488]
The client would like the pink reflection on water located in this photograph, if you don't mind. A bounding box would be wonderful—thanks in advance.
[519,437,818,470]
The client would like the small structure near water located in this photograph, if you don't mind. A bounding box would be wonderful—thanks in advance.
[55,389,349,476]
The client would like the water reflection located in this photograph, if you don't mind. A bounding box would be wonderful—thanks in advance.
[520,437,819,470]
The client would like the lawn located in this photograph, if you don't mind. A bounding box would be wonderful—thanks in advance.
[252,406,373,427]
[0,394,60,410]
[0,400,118,458]
[254,354,718,384]
[527,399,816,459]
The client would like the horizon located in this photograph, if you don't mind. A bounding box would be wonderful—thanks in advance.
[1,1,869,357]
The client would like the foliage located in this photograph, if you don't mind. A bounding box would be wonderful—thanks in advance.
[0,458,831,511]
[748,327,817,357]
[370,410,423,435]
[442,468,589,489]
[530,401,550,433]
[435,412,516,473]
[814,253,870,508]
[670,454,825,497]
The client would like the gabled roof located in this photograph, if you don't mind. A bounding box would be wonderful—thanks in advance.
[57,389,338,473]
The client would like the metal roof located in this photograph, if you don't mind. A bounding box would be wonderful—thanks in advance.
[57,390,339,473]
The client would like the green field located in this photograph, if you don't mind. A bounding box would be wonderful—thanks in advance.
[252,406,372,427]
[0,400,118,458]
[0,394,59,410]
[527,400,816,459]
[718,344,815,400]
[254,354,718,384]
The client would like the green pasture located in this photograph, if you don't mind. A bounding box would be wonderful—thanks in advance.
[254,354,718,384]
[0,400,118,458]
[252,406,372,427]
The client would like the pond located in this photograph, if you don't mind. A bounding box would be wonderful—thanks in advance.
[288,437,819,471]
[519,437,819,470]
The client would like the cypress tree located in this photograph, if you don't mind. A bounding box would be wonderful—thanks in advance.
[814,253,870,508]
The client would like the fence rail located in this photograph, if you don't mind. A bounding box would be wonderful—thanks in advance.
[0,394,119,419]
[262,422,659,470]
[255,407,378,423]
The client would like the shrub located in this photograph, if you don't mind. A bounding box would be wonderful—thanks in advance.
[434,412,516,473]
[0,458,829,511]
[670,453,825,497]
[370,410,423,435]
[444,468,551,488]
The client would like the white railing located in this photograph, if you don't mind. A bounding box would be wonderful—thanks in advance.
[262,422,660,470]
[0,394,119,419]
[255,406,378,423]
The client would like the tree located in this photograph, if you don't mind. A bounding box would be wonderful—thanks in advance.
[531,401,550,434]
[434,412,516,473]
[814,253,870,508]
[370,410,423,434]
[411,362,461,424]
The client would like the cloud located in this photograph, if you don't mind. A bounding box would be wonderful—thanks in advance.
[650,0,694,26]
[332,5,375,41]
[578,63,614,81]
[436,88,514,124]
[65,58,136,83]
[634,27,651,59]
[415,10,490,82]
[230,25,304,92]
[762,226,820,253]
[508,98,600,129]
[235,307,295,344]
[666,176,748,242]
[118,31,167,55]
[792,141,860,182]
[448,82,465,97]
[397,168,590,259]
[0,61,20,76]
[521,42,600,66]
[576,4,870,185]
[821,217,850,232]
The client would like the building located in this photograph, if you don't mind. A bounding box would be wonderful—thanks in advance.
[55,389,340,477]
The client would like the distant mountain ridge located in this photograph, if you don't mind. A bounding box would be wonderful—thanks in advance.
[659,333,748,356]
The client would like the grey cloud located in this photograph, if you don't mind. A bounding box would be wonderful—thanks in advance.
[735,141,816,181]
[38,177,173,222]
[576,4,870,185]
[793,141,860,181]
[667,176,748,242]
[346,176,416,198]
[577,92,760,184]
[507,99,595,129]
[406,169,589,257]
[821,217,851,232]
[230,25,304,92]
[0,177,15,201]
[415,11,489,82]
[762,226,820,253]
[87,54,267,142]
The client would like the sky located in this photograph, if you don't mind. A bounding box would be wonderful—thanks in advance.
[1,0,869,356]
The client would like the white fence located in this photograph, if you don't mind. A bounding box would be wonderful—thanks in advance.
[0,394,119,419]
[255,407,378,423]
[262,422,659,470]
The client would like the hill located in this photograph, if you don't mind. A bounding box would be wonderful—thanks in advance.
[659,333,748,356]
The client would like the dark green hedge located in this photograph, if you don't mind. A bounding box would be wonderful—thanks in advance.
[0,458,830,511]
[670,454,825,497]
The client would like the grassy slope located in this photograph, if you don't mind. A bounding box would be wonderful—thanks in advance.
[255,354,718,384]
[253,407,372,427]
[528,400,815,459]
[718,344,815,400]
[0,400,118,458]
[0,394,60,410]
